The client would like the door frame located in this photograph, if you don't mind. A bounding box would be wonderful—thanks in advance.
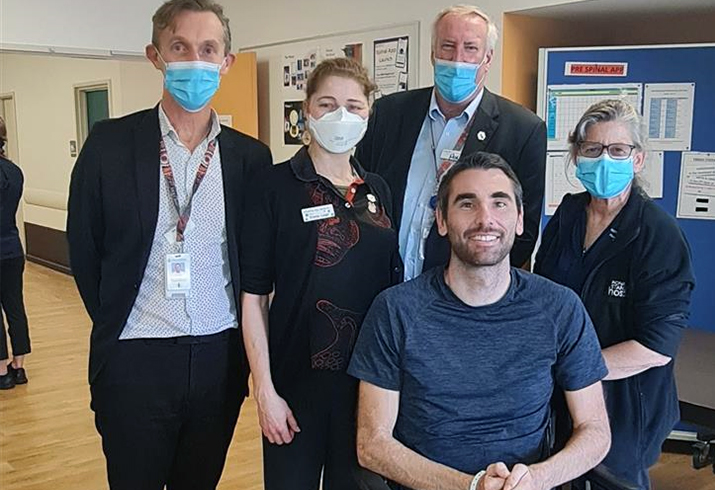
[73,79,113,149]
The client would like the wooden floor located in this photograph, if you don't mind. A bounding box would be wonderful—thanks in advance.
[1,262,713,490]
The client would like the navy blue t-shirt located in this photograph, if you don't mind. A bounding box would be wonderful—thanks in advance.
[348,267,607,478]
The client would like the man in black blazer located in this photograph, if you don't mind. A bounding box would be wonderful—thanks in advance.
[67,1,271,489]
[356,5,546,279]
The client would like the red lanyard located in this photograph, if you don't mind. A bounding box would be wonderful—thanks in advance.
[159,138,217,243]
[434,111,478,184]
[428,112,478,210]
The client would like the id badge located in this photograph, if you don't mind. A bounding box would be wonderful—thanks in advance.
[165,253,191,299]
[301,204,335,222]
[440,149,462,163]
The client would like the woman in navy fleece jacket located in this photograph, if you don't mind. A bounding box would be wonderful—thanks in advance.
[535,99,695,490]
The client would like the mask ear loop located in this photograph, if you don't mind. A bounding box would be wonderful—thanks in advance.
[473,51,490,91]
[212,57,227,74]
[154,46,168,71]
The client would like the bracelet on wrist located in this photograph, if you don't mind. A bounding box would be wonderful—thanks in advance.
[470,470,486,490]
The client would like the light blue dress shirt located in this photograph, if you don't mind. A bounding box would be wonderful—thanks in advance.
[399,89,484,280]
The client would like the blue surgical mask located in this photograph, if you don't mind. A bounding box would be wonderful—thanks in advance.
[433,58,481,104]
[159,53,223,113]
[575,154,634,199]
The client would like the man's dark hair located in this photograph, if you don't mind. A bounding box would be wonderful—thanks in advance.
[437,151,523,217]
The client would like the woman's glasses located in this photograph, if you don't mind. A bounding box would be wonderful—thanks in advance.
[578,141,637,160]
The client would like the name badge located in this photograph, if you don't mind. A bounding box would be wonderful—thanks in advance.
[301,204,335,223]
[165,253,191,299]
[440,149,462,163]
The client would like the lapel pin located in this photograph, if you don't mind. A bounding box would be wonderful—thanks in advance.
[477,131,487,141]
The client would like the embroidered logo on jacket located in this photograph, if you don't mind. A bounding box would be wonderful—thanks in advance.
[607,280,627,298]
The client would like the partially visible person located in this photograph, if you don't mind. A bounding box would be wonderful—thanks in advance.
[241,58,401,490]
[0,115,31,390]
[356,5,546,279]
[66,0,272,488]
[535,99,695,490]
[349,152,610,490]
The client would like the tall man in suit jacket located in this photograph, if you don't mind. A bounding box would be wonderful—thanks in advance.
[67,1,271,489]
[356,5,546,280]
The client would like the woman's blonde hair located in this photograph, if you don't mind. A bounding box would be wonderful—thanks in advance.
[305,57,376,102]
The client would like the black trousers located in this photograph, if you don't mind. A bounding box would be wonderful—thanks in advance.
[0,256,30,361]
[90,329,244,490]
[263,369,363,490]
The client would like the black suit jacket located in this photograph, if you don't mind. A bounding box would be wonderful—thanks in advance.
[67,107,272,386]
[355,87,546,268]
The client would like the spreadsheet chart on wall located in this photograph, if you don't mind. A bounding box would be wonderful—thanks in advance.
[545,84,642,151]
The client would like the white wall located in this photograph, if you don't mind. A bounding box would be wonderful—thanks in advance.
[0,53,162,230]
[0,0,163,53]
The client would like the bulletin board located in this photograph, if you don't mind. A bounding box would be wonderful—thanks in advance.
[536,44,715,332]
[240,22,419,162]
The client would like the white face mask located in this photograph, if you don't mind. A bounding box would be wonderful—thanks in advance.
[308,106,368,154]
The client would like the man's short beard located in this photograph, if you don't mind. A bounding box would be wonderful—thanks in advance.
[448,226,513,267]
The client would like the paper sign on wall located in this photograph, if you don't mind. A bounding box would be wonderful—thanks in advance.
[373,36,409,99]
[565,62,628,77]
[544,152,584,215]
[640,151,664,199]
[323,43,363,62]
[643,83,695,151]
[677,152,715,220]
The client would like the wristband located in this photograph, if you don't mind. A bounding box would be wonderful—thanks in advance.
[470,470,486,490]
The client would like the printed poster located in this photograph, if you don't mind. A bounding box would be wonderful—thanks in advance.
[283,100,305,146]
[677,152,715,220]
[373,36,409,98]
[323,43,363,63]
[644,83,695,151]
[282,49,318,94]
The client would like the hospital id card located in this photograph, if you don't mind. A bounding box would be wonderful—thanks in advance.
[165,253,191,299]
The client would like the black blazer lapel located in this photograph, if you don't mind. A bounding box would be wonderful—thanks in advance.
[463,89,500,156]
[388,88,432,227]
[217,131,242,303]
[399,88,432,156]
[133,106,161,265]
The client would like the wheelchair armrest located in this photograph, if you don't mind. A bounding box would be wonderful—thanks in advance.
[584,465,640,490]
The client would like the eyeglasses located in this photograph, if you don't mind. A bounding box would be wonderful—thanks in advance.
[578,141,637,160]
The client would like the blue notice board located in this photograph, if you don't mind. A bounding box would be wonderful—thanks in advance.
[537,44,715,332]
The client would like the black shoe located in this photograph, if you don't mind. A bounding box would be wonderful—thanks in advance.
[0,371,15,390]
[8,365,28,385]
